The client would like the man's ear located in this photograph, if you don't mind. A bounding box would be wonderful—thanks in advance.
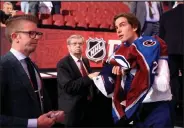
[133,27,138,32]
[11,33,18,41]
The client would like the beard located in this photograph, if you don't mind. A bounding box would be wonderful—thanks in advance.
[24,45,37,55]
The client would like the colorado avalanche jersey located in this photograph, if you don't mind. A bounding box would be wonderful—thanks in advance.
[93,36,169,123]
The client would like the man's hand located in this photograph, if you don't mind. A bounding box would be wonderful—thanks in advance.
[49,111,65,123]
[37,113,56,128]
[0,23,6,27]
[10,10,16,16]
[88,72,100,79]
[112,66,125,76]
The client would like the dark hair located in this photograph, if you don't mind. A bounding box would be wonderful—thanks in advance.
[5,14,38,43]
[113,13,141,36]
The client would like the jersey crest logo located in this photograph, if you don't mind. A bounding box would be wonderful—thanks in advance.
[86,37,106,62]
[143,40,156,47]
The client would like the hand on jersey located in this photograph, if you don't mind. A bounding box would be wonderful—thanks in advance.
[112,66,125,76]
[88,72,100,79]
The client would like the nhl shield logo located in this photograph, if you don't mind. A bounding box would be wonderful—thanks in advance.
[86,37,106,62]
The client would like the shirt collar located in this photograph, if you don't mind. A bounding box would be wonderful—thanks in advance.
[10,48,27,61]
[70,53,82,62]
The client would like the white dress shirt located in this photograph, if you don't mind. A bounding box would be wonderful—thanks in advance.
[145,2,160,22]
[70,53,89,75]
[39,2,53,14]
[10,48,41,128]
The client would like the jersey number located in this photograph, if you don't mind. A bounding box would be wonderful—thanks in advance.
[152,61,158,75]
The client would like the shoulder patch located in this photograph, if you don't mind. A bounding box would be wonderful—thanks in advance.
[143,40,157,47]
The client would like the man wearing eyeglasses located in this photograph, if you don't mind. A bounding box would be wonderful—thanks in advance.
[0,15,64,127]
[57,35,103,126]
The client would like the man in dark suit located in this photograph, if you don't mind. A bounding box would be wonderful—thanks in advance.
[52,1,61,14]
[130,1,163,36]
[159,1,184,125]
[0,15,64,127]
[57,34,103,126]
[29,2,39,17]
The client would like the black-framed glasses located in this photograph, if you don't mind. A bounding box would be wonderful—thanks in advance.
[16,31,43,39]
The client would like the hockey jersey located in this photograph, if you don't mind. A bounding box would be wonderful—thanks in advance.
[93,36,169,123]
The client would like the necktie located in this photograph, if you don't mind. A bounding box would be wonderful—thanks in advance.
[148,1,153,19]
[25,57,38,90]
[78,59,88,76]
[25,57,43,113]
[78,59,93,100]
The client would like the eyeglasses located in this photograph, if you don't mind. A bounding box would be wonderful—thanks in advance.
[16,31,43,39]
[69,42,83,46]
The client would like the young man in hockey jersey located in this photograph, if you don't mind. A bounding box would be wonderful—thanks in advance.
[93,13,173,128]
[114,13,172,128]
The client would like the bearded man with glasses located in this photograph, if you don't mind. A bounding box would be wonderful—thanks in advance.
[0,15,65,127]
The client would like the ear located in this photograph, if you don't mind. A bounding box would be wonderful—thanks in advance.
[133,27,138,32]
[11,33,18,41]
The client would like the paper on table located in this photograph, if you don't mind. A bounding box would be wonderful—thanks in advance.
[40,73,52,78]
[47,72,57,76]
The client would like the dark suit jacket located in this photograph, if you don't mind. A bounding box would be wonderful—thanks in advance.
[0,52,51,127]
[57,54,96,126]
[29,2,39,15]
[0,10,11,24]
[130,2,163,29]
[159,4,184,55]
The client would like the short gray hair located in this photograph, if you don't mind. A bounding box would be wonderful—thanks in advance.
[3,2,13,9]
[67,34,84,45]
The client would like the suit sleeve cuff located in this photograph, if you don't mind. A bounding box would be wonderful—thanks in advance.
[27,119,37,128]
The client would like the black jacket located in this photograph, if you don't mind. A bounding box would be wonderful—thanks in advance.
[159,4,184,55]
[57,54,96,126]
[0,52,51,127]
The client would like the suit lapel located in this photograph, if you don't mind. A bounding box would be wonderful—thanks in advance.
[82,58,92,74]
[157,2,163,15]
[68,55,95,99]
[7,52,40,106]
[32,63,43,90]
